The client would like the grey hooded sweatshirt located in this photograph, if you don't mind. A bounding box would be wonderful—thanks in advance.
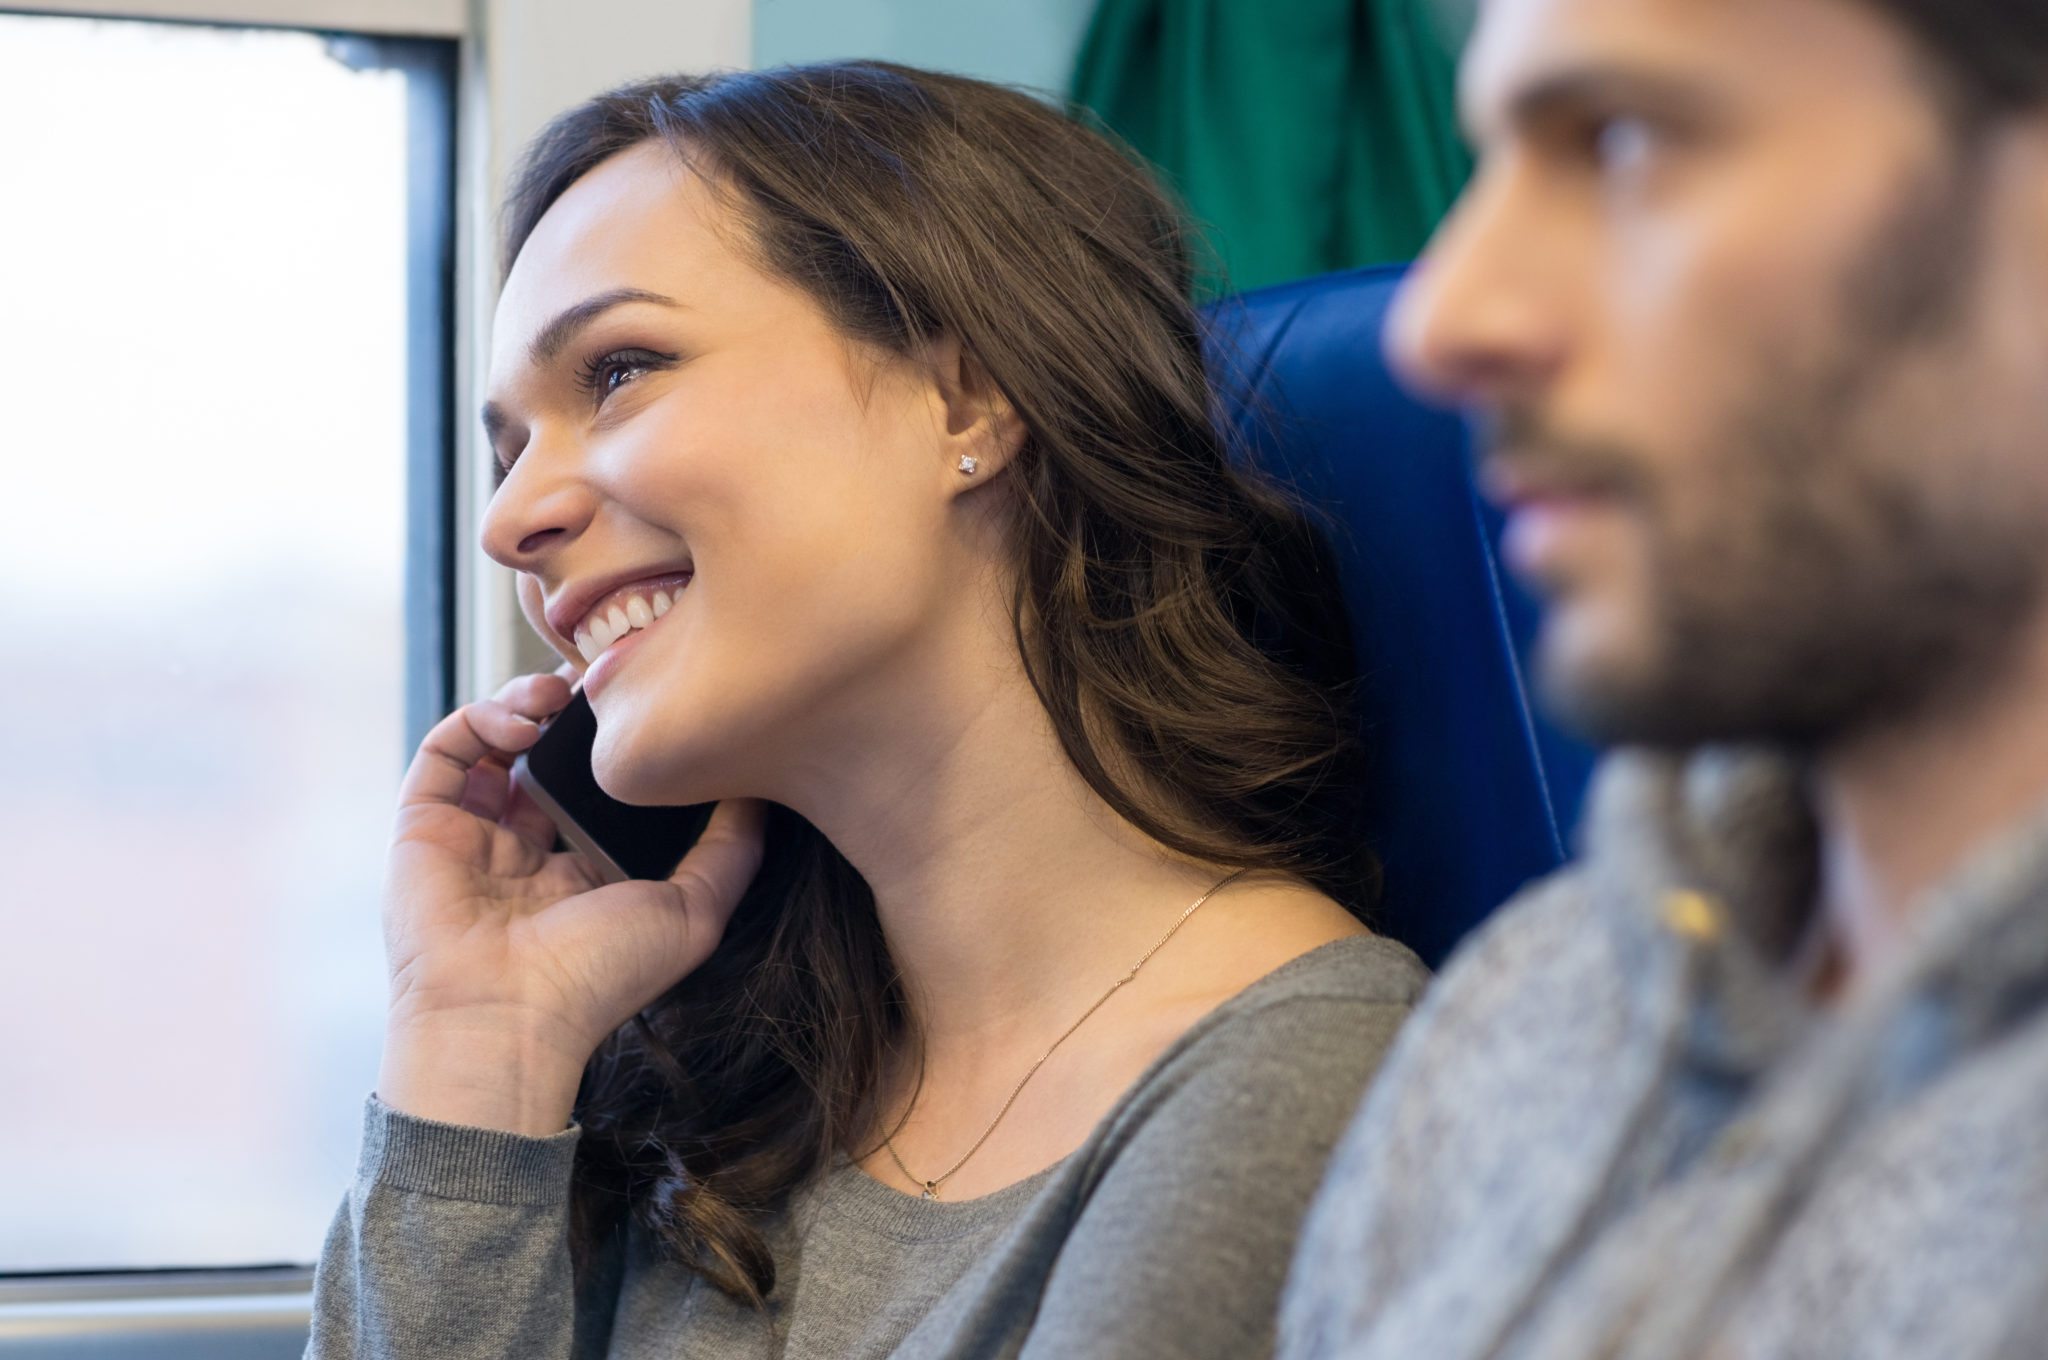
[1281,748,2048,1360]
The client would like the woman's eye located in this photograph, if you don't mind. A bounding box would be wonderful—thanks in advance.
[597,360,646,394]
[575,347,675,405]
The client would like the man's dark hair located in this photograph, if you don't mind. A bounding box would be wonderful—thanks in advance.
[1867,1,2048,114]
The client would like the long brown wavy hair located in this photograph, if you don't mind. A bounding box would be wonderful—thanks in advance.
[501,61,1376,1305]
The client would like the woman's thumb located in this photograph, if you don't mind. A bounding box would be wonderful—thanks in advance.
[664,799,769,952]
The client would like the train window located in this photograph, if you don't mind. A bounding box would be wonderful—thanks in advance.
[0,10,454,1273]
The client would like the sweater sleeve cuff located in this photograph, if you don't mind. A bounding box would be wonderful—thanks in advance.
[358,1091,583,1206]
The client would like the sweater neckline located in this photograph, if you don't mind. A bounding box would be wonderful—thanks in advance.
[809,933,1413,1242]
[813,1149,1071,1241]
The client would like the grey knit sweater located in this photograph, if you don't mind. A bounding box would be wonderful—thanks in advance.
[307,933,1427,1360]
[1280,748,2048,1360]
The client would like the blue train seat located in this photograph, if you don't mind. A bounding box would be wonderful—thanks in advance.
[1205,264,1599,967]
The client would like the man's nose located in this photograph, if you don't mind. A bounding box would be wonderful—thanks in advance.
[1384,162,1571,411]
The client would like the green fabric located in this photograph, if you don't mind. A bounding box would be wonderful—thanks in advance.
[1070,0,1470,296]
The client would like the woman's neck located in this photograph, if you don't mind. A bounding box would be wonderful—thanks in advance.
[783,608,1236,1057]
[765,578,1369,1196]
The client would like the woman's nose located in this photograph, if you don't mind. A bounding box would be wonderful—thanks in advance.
[477,432,598,570]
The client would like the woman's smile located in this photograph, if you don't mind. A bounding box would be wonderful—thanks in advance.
[545,567,695,697]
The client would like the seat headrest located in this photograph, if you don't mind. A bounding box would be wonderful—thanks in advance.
[1205,265,1597,966]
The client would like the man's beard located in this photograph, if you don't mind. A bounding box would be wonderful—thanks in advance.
[1499,149,2048,752]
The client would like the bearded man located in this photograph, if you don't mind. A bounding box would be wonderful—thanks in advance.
[1280,2,2048,1357]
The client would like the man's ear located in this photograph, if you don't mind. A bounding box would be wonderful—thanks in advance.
[925,331,1025,487]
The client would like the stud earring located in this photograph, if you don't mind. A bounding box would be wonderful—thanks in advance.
[957,455,979,476]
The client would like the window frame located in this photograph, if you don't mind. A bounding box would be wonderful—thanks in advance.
[0,9,459,1328]
[0,0,462,36]
[339,28,465,753]
[0,0,747,1346]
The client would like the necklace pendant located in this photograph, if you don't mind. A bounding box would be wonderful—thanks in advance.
[920,1183,940,1202]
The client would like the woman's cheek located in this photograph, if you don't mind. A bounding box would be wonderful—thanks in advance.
[516,572,581,669]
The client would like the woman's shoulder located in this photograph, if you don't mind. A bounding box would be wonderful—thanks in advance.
[1001,934,1431,1358]
[1165,876,1432,1029]
[1081,933,1431,1167]
[1167,933,1429,1075]
[1217,930,1433,1013]
[1163,929,1433,1065]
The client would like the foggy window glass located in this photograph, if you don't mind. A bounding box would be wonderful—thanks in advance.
[0,12,413,1271]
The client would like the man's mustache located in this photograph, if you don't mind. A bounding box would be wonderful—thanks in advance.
[1471,409,1653,502]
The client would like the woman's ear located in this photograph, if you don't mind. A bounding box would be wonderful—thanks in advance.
[924,331,1025,490]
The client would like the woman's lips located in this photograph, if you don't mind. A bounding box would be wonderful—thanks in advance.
[582,609,657,699]
[572,576,689,663]
[544,565,694,647]
[578,576,692,699]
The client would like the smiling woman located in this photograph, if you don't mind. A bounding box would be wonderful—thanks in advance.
[304,60,1429,1360]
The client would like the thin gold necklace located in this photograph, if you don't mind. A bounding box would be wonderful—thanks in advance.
[880,866,1247,1201]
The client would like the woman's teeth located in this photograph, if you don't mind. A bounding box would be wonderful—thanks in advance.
[574,585,680,664]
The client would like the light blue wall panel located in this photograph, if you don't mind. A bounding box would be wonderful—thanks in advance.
[754,0,1098,96]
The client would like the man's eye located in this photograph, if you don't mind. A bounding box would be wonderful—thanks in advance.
[1591,116,1659,176]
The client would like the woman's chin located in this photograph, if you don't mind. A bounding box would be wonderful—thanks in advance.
[590,729,735,809]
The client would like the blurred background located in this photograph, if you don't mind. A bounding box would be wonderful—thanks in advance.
[758,0,1470,294]
[0,0,1467,1318]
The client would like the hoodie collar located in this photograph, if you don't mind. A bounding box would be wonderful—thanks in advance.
[1582,743,2048,1079]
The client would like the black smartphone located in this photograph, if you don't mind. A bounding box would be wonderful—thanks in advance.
[509,687,716,883]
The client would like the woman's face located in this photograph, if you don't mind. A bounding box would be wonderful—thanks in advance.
[479,140,986,807]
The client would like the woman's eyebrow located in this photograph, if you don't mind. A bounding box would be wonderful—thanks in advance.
[480,287,685,445]
[525,286,683,366]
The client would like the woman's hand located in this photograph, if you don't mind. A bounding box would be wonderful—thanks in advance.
[374,668,766,1134]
